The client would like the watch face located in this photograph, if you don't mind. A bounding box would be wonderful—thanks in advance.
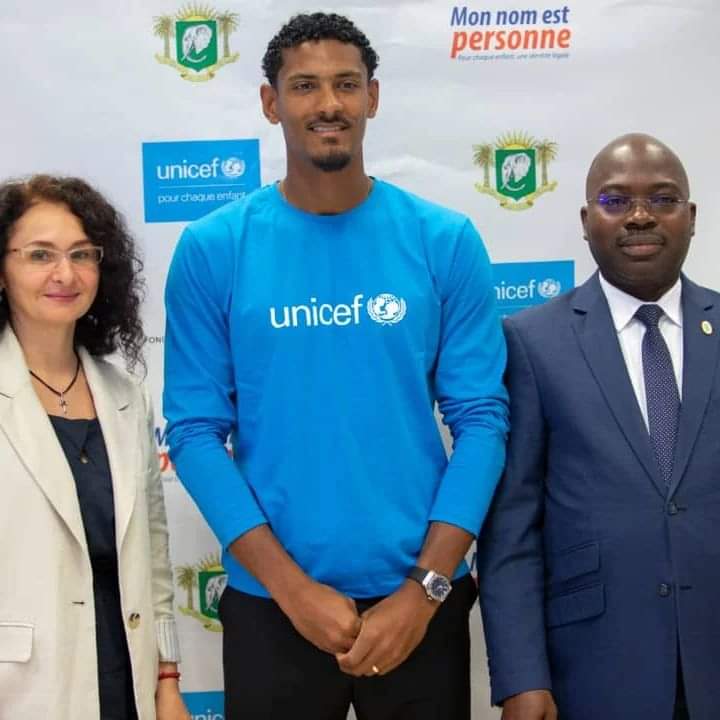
[427,574,452,601]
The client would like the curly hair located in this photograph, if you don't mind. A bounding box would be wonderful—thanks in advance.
[262,12,379,86]
[0,175,146,371]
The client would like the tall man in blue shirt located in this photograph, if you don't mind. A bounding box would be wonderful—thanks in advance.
[164,12,508,720]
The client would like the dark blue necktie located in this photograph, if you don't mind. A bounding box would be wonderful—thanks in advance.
[635,304,680,486]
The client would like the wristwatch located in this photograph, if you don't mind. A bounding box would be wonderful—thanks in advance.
[408,566,452,603]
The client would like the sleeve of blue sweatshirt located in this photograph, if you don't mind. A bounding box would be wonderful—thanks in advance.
[163,225,267,548]
[428,219,509,535]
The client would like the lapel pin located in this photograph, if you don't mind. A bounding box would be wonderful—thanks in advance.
[701,320,713,335]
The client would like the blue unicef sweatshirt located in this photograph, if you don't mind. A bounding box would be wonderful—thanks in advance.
[164,180,509,598]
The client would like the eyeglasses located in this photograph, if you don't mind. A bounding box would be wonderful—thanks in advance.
[587,193,689,216]
[6,244,104,268]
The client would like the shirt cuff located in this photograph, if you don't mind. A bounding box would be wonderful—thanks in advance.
[156,617,181,663]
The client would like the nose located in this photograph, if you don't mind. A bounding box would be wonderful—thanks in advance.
[625,200,657,229]
[50,254,77,283]
[318,83,343,115]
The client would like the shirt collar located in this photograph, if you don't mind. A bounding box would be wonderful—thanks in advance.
[598,273,683,332]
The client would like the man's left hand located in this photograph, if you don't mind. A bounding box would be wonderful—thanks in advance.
[336,580,438,677]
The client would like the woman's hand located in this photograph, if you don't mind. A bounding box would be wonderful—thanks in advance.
[155,663,191,720]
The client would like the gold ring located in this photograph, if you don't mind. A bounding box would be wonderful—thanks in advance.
[372,665,380,675]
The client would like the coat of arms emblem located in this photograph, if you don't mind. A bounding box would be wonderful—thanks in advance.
[175,553,227,631]
[153,4,239,82]
[473,132,558,211]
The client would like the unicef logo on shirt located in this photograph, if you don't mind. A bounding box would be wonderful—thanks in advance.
[537,278,562,299]
[221,157,245,178]
[367,293,407,325]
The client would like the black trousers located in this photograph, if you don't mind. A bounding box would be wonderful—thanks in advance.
[220,574,476,720]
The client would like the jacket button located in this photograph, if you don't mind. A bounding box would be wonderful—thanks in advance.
[658,584,671,597]
[668,502,679,516]
[128,612,141,629]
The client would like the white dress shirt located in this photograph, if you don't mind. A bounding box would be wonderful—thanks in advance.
[598,273,683,428]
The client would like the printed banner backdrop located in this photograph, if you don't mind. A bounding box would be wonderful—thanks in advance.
[2,1,719,717]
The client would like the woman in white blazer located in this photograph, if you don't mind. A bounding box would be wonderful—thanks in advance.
[0,175,189,719]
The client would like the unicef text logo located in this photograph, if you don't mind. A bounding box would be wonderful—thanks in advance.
[538,278,562,299]
[221,156,245,178]
[496,278,562,302]
[367,293,407,325]
[268,293,408,329]
[156,156,246,182]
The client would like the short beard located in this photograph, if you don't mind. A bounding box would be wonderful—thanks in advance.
[311,151,352,173]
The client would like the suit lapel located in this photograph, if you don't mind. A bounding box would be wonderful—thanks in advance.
[80,348,138,549]
[0,329,88,551]
[667,277,720,496]
[571,274,666,497]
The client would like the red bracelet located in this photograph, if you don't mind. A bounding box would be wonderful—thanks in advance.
[158,671,181,681]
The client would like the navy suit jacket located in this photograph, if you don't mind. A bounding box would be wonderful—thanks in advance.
[478,273,720,720]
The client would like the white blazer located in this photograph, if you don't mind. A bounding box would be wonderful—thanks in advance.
[0,328,180,720]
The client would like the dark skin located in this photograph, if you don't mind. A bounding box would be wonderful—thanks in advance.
[581,133,696,302]
[230,519,473,677]
[260,39,379,215]
[503,133,696,720]
[235,38,475,677]
[501,690,557,720]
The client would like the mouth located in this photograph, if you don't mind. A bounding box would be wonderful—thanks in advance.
[307,121,350,134]
[618,233,664,258]
[45,292,80,302]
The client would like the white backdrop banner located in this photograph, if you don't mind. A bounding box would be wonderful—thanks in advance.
[2,1,719,718]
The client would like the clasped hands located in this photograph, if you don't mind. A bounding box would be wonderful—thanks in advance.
[282,578,438,677]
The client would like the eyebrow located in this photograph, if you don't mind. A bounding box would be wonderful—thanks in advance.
[21,238,92,248]
[598,182,684,194]
[285,70,364,82]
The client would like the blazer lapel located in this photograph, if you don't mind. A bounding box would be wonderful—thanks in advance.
[667,277,720,497]
[80,349,138,549]
[571,274,666,497]
[0,329,88,551]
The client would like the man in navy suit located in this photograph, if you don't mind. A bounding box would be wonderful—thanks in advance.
[478,133,719,719]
